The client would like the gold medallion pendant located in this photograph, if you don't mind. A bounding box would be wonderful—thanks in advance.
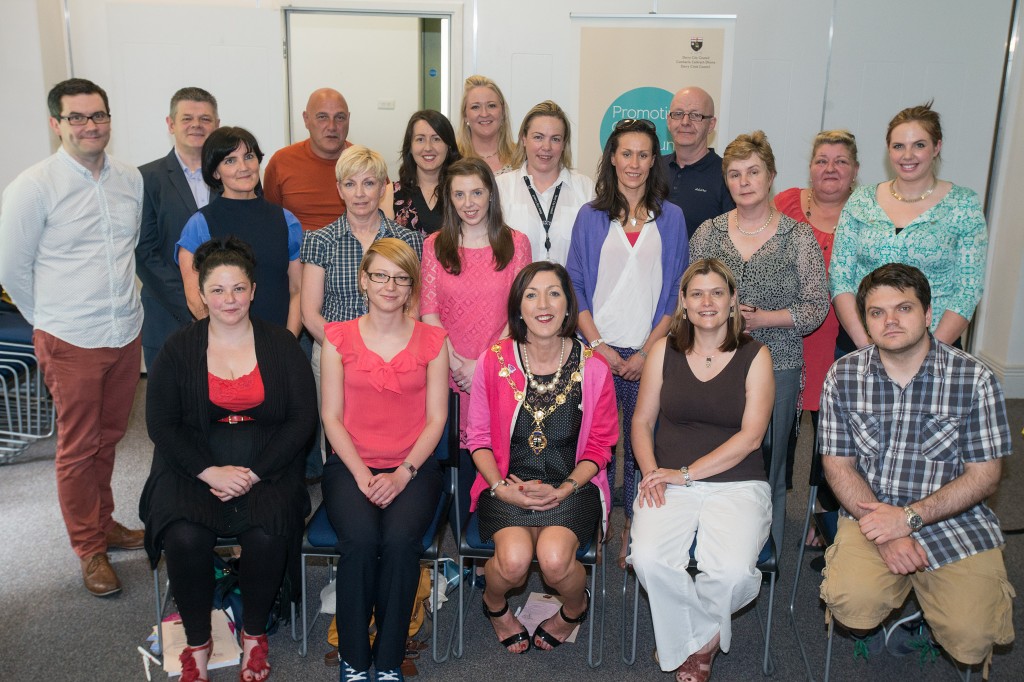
[529,427,548,455]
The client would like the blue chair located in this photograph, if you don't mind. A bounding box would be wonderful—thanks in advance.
[298,390,460,662]
[0,309,54,463]
[450,469,606,667]
[150,536,302,663]
[621,420,779,676]
[621,529,777,674]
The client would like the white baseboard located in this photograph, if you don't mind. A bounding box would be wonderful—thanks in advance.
[975,351,1024,399]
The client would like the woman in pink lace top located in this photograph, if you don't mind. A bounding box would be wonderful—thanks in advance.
[420,157,532,448]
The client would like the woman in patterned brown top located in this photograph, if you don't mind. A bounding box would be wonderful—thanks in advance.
[689,131,828,554]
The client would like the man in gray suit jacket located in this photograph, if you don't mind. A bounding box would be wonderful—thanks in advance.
[137,87,220,367]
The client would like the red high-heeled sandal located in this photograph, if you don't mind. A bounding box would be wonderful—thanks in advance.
[179,639,212,682]
[239,631,270,682]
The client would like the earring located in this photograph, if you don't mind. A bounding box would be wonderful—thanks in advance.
[361,291,368,309]
[730,309,735,318]
[682,311,687,320]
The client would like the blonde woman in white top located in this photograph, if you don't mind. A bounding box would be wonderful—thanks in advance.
[497,101,595,264]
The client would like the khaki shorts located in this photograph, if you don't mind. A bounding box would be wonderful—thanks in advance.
[821,517,1015,666]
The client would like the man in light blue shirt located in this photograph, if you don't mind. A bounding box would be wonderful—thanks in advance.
[0,78,145,597]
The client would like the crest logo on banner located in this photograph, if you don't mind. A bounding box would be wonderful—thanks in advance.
[691,36,703,51]
[599,87,675,155]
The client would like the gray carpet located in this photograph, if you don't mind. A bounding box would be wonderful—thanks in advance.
[1,380,1021,681]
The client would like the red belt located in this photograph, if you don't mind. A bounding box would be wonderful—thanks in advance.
[218,414,255,424]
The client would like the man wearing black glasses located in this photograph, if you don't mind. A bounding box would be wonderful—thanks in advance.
[0,78,145,598]
[661,86,735,238]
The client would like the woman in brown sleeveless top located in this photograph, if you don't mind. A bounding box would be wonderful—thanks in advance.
[628,258,775,682]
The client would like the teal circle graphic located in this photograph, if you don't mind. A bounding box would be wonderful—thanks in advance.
[599,87,674,155]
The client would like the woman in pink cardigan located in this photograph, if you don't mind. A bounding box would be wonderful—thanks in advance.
[466,262,619,654]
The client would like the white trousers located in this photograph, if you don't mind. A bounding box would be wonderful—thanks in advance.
[628,479,771,671]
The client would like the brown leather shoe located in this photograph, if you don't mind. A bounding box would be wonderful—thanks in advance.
[81,553,122,597]
[105,522,145,550]
[323,647,339,667]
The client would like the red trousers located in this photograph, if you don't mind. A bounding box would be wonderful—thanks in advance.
[33,330,141,559]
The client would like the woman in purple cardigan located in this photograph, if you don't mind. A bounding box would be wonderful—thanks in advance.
[566,119,688,568]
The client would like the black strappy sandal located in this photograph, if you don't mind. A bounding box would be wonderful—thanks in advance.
[482,598,531,653]
[533,588,591,650]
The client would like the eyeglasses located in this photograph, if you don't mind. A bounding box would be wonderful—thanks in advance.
[614,118,656,132]
[668,111,712,122]
[58,112,111,126]
[367,272,413,287]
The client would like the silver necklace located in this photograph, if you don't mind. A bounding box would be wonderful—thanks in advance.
[735,207,774,236]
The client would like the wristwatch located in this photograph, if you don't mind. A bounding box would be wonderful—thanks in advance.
[589,338,605,349]
[563,478,580,495]
[401,462,418,480]
[903,505,923,532]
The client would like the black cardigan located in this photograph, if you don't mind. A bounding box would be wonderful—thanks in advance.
[139,317,316,567]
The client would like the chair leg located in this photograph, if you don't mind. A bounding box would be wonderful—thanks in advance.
[761,572,777,676]
[789,483,819,681]
[299,556,308,656]
[621,566,641,665]
[153,566,164,660]
[587,533,606,668]
[452,555,469,659]
[431,557,452,663]
[823,617,834,682]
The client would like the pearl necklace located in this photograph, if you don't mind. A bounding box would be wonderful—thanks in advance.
[890,179,937,203]
[735,207,774,236]
[521,338,566,394]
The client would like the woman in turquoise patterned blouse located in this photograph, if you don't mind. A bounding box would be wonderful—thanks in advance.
[830,102,987,348]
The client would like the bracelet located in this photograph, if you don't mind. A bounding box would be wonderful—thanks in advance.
[488,479,509,497]
[562,478,580,495]
[637,348,648,359]
[680,466,693,487]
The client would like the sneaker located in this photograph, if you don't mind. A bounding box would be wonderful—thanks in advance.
[340,658,369,682]
[851,628,884,662]
[885,616,940,668]
[375,668,404,682]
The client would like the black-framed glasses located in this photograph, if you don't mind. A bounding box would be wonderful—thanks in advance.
[58,112,111,126]
[614,118,656,132]
[367,272,413,287]
[668,111,712,122]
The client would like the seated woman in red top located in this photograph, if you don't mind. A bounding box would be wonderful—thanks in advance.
[319,238,449,681]
[141,236,317,682]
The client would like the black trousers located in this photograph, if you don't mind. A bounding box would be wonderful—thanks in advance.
[163,520,288,646]
[322,457,442,671]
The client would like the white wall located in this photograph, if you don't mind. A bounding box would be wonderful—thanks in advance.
[3,0,1023,395]
[286,12,421,179]
[974,4,1024,397]
[0,0,57,190]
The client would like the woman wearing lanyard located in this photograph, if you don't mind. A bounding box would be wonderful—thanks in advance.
[566,119,688,569]
[496,101,595,264]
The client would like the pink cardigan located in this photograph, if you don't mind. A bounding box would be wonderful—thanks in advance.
[466,338,619,530]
